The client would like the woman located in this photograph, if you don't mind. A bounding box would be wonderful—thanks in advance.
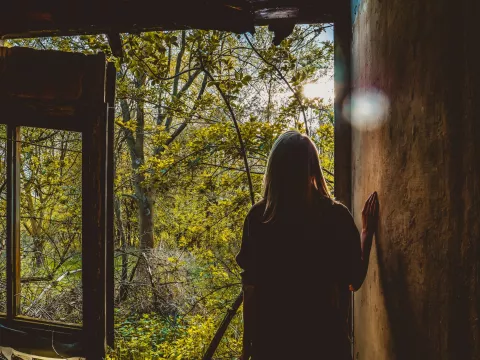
[236,130,378,359]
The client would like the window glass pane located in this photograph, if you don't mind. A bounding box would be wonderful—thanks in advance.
[0,124,6,314]
[19,127,82,324]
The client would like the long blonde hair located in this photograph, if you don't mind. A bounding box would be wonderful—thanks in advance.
[263,130,331,222]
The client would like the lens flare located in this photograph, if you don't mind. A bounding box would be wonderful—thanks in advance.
[343,89,390,129]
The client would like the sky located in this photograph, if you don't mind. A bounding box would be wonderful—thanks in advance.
[302,24,334,103]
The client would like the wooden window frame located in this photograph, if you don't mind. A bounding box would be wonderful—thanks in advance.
[0,47,115,359]
[333,2,353,356]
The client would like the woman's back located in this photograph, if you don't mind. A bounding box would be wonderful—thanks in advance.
[237,196,361,359]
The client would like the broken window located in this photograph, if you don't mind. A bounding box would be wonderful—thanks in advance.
[0,46,114,359]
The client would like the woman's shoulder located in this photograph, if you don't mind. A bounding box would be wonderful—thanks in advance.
[246,199,266,220]
[243,196,352,222]
[315,195,352,218]
[329,199,354,222]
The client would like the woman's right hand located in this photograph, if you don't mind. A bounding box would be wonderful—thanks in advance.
[362,191,379,238]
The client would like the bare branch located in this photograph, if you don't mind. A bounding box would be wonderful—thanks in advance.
[199,61,255,206]
[244,34,310,136]
[24,269,82,316]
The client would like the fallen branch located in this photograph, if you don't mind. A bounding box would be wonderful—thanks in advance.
[202,293,244,360]
[24,269,82,317]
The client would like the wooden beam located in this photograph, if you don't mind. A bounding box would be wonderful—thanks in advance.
[0,47,87,101]
[81,53,108,360]
[0,1,343,39]
[0,46,104,133]
[82,107,109,360]
[0,317,83,357]
[6,125,21,320]
[0,317,82,334]
[0,1,255,39]
[0,102,92,132]
[333,0,352,210]
[105,61,116,349]
[333,3,354,359]
[107,33,123,59]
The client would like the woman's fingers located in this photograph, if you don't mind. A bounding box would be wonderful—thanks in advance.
[362,197,369,214]
[362,192,379,235]
[367,192,375,214]
[368,194,374,214]
[371,192,378,214]
[363,192,374,214]
[373,193,378,214]
[367,192,378,217]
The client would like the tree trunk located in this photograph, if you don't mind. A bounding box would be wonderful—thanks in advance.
[119,73,155,252]
[24,183,45,268]
[136,188,154,250]
[115,198,129,302]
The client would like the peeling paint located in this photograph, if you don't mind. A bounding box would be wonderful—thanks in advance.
[351,0,365,24]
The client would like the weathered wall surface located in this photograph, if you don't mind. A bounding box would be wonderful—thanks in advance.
[351,1,480,359]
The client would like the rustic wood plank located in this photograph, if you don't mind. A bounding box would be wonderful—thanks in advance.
[0,46,107,133]
[0,1,343,39]
[0,317,82,333]
[0,317,83,357]
[0,102,89,132]
[0,1,254,38]
[105,61,116,349]
[81,53,108,360]
[6,125,21,320]
[82,109,108,360]
[334,0,352,210]
[0,47,87,102]
[333,3,354,358]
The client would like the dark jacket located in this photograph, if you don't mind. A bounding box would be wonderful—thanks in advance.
[236,195,363,359]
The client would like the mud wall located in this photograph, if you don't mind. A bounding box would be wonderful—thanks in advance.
[351,1,480,359]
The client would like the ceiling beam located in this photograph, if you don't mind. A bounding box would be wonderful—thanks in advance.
[0,1,337,39]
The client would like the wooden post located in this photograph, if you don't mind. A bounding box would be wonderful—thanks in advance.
[334,1,353,357]
[6,125,21,320]
[334,0,352,210]
[105,62,116,348]
[82,54,108,360]
[82,106,108,359]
